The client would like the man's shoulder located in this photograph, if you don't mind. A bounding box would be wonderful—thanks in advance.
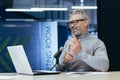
[87,34,104,43]
[87,34,98,40]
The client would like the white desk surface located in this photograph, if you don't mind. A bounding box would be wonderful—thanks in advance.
[0,71,120,80]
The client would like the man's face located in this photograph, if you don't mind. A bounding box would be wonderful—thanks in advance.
[69,14,88,36]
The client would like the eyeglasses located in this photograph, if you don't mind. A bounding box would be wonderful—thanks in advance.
[69,19,85,26]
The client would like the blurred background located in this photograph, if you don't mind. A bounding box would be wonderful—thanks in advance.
[0,0,120,72]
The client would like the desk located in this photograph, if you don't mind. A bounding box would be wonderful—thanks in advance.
[0,72,120,80]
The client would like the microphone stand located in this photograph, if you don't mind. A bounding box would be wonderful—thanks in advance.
[50,47,63,71]
[50,57,60,71]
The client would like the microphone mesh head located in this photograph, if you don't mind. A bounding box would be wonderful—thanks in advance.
[60,47,64,51]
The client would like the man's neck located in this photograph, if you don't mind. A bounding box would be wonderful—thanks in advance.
[76,32,89,39]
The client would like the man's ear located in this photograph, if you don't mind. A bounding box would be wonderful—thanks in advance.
[84,19,89,28]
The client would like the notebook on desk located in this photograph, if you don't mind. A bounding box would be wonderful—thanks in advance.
[7,45,60,75]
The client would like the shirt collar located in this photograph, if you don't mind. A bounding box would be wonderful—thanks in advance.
[77,32,89,39]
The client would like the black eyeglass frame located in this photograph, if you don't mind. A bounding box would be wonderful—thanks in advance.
[69,19,86,26]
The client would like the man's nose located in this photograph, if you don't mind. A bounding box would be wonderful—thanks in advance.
[70,24,75,29]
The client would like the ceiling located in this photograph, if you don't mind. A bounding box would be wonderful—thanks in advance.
[0,0,97,23]
[1,0,96,8]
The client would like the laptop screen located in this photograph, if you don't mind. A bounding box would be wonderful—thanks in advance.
[7,45,33,75]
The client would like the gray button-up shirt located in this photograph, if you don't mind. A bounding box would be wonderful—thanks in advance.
[59,33,109,72]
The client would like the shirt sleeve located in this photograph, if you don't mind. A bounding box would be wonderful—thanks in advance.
[59,40,70,70]
[77,40,109,72]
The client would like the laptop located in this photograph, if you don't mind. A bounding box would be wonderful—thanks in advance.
[7,45,60,75]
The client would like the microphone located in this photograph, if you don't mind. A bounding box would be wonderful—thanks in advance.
[54,47,64,59]
[50,47,64,71]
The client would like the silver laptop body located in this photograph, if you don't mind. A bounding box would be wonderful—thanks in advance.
[7,45,60,75]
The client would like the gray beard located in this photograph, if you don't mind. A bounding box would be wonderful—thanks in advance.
[74,34,82,39]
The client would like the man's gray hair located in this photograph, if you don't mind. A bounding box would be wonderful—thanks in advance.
[69,9,89,23]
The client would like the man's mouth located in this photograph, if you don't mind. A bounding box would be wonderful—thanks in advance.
[72,28,77,33]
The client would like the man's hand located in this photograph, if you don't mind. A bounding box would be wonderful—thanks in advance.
[69,35,82,55]
[64,35,82,63]
[64,50,74,63]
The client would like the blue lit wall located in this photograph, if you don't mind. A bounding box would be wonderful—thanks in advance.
[0,21,58,72]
